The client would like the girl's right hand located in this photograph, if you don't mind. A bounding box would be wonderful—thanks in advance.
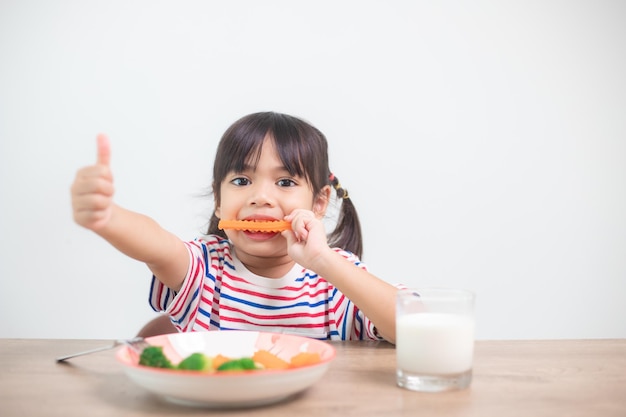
[70,134,115,231]
[282,209,333,272]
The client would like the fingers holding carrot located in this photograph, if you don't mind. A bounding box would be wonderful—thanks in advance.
[282,209,331,268]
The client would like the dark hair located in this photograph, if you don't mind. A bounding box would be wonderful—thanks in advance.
[206,111,363,258]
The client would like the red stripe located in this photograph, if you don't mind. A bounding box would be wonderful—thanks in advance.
[154,280,165,309]
[221,316,328,329]
[224,270,329,293]
[219,280,329,302]
[219,303,330,321]
[184,307,198,332]
[171,252,201,316]
[193,318,210,331]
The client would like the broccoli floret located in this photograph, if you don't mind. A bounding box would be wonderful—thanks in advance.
[217,357,258,371]
[138,346,174,369]
[177,353,213,372]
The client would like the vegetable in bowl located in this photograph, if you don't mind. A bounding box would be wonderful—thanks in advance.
[138,346,174,369]
[178,352,214,371]
[138,345,321,372]
[117,331,336,407]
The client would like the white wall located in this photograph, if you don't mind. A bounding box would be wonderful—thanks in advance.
[1,0,624,340]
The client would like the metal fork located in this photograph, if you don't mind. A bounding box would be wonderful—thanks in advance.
[56,337,150,362]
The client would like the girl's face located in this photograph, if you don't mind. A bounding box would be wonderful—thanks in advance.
[215,136,330,264]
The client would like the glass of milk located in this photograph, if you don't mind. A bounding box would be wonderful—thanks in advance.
[396,288,476,392]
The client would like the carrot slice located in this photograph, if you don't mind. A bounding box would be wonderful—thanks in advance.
[212,354,232,370]
[252,349,290,370]
[288,352,322,368]
[218,219,291,232]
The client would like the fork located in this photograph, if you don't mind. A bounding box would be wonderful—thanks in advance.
[56,337,150,362]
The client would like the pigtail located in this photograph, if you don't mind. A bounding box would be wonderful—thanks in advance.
[327,173,364,259]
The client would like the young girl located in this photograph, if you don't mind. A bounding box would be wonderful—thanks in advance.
[71,112,398,342]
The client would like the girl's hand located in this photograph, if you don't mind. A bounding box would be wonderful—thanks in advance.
[70,134,115,231]
[282,209,333,270]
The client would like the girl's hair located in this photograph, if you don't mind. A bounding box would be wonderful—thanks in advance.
[206,111,364,258]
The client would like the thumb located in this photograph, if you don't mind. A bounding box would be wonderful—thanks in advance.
[96,133,111,166]
[281,229,298,245]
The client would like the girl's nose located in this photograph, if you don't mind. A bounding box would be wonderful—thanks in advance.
[249,182,275,207]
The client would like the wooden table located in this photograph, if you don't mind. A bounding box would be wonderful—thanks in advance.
[0,338,624,416]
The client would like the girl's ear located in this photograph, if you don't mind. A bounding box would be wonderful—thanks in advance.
[213,183,221,218]
[313,185,332,219]
[214,197,221,218]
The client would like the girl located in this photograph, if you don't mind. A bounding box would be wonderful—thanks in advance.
[71,112,398,342]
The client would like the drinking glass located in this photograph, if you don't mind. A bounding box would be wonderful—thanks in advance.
[396,288,476,392]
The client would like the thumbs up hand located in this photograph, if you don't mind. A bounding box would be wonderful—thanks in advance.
[71,134,115,231]
[96,133,111,166]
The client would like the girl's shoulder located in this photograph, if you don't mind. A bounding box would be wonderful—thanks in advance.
[186,234,232,253]
[193,234,230,245]
[332,247,367,270]
[184,235,234,267]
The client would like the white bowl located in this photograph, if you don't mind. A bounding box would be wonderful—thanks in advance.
[116,331,335,408]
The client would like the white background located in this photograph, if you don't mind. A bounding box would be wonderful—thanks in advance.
[1,0,624,340]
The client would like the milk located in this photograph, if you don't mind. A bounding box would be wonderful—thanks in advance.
[396,312,475,375]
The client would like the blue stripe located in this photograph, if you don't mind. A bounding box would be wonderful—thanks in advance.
[356,311,364,340]
[198,307,211,319]
[201,244,210,277]
[148,276,157,311]
[206,272,217,286]
[163,287,172,310]
[202,244,224,282]
[176,285,200,324]
[220,292,329,310]
[328,287,338,302]
[341,300,351,340]
[148,275,173,312]
[295,270,318,282]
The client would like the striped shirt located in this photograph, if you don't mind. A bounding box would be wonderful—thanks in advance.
[148,235,382,340]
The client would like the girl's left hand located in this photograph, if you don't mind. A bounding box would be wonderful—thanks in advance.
[282,209,332,269]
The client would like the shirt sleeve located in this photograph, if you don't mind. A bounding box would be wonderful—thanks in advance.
[148,240,210,332]
[328,249,384,341]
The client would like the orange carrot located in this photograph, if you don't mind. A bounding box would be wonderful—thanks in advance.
[218,219,291,232]
[289,352,322,368]
[212,354,232,370]
[252,350,290,370]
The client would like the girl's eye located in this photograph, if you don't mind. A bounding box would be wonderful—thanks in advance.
[231,177,250,186]
[277,178,297,187]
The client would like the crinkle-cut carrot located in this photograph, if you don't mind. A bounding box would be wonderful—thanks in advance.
[252,349,290,370]
[218,219,291,232]
[288,352,322,368]
[212,354,232,370]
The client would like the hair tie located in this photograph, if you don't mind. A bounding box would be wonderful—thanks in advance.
[329,172,349,199]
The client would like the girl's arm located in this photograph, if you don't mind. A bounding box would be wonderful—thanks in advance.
[283,210,397,343]
[71,134,189,291]
[314,250,397,343]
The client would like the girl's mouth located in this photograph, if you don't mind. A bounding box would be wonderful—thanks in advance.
[218,219,291,233]
[241,229,281,241]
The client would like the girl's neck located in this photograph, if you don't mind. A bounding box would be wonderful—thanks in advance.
[234,250,296,278]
